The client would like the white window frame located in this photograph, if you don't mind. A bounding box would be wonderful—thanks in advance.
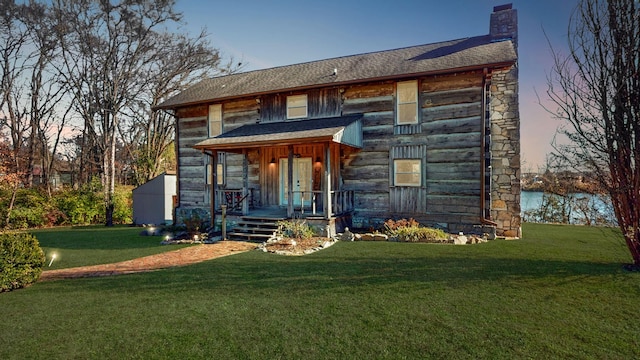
[208,104,222,137]
[396,80,418,125]
[286,94,308,119]
[394,159,421,187]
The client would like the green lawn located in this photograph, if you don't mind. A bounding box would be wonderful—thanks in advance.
[1,223,639,359]
[31,226,191,269]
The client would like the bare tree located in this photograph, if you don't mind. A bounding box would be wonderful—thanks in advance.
[22,3,67,193]
[0,0,31,180]
[0,0,67,220]
[122,30,223,185]
[547,0,640,267]
[53,0,184,226]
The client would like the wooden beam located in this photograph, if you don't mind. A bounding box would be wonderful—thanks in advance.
[287,146,294,218]
[242,149,249,215]
[325,143,332,218]
[211,150,217,228]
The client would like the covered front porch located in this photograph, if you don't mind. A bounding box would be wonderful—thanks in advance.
[214,188,355,219]
[193,115,363,234]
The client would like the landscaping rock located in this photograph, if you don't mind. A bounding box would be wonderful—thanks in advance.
[140,227,163,236]
[339,227,355,241]
[359,233,389,241]
[453,235,468,245]
[373,233,388,241]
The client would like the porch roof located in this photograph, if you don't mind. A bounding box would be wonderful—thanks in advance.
[193,114,363,152]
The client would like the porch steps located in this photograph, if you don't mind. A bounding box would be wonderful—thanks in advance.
[227,216,285,242]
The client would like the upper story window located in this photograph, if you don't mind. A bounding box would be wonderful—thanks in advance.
[208,104,222,137]
[396,80,418,125]
[286,94,307,119]
[394,159,421,187]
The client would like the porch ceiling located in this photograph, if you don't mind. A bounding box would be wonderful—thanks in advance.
[193,114,363,152]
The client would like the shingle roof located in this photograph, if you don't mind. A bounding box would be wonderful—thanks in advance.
[193,114,363,151]
[157,35,516,110]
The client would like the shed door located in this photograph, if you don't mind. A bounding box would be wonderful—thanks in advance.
[280,157,312,207]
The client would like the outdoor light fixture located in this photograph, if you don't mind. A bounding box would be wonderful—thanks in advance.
[270,157,276,164]
[48,253,57,267]
[315,157,321,163]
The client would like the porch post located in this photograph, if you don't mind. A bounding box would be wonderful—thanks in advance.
[287,146,294,218]
[210,150,217,229]
[324,143,332,218]
[242,149,249,215]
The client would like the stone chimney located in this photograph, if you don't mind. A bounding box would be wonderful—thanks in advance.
[490,4,518,51]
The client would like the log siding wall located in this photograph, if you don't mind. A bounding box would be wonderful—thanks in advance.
[175,68,520,236]
[175,105,207,209]
[342,71,488,233]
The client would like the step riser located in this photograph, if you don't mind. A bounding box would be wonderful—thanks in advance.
[226,216,282,242]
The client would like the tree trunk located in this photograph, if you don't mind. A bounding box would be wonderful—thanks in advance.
[5,183,19,227]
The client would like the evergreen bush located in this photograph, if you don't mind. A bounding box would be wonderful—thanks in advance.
[0,232,45,292]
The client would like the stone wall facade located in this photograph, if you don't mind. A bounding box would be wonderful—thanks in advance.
[490,66,521,237]
[488,4,520,237]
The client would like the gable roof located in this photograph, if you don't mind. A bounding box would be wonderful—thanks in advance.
[157,35,516,110]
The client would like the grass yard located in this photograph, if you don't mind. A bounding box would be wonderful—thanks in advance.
[30,226,191,269]
[1,223,639,359]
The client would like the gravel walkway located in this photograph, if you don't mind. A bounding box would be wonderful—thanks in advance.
[39,241,258,281]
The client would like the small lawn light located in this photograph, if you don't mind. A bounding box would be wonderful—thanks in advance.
[48,253,57,267]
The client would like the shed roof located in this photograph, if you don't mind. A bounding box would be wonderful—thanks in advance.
[157,35,516,110]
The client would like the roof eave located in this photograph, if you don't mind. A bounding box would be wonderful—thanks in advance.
[194,135,342,153]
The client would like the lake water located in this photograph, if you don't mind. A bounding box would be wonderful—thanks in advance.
[521,191,616,225]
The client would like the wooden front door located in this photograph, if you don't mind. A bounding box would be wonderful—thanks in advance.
[280,157,312,207]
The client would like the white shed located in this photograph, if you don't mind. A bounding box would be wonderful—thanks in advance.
[132,173,176,225]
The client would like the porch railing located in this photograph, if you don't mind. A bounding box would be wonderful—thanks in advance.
[291,190,323,216]
[331,190,355,215]
[215,189,254,212]
[292,190,354,217]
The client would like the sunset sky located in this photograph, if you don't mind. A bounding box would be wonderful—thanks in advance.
[176,0,579,171]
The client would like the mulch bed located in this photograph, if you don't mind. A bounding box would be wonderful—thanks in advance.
[262,237,335,255]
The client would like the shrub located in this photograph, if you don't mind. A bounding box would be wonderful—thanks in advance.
[184,213,204,236]
[383,218,420,231]
[383,218,448,243]
[4,188,48,229]
[53,185,104,225]
[0,232,45,292]
[6,205,46,229]
[277,220,316,239]
[112,185,133,224]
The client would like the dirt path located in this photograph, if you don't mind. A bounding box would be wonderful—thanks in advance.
[39,241,258,281]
